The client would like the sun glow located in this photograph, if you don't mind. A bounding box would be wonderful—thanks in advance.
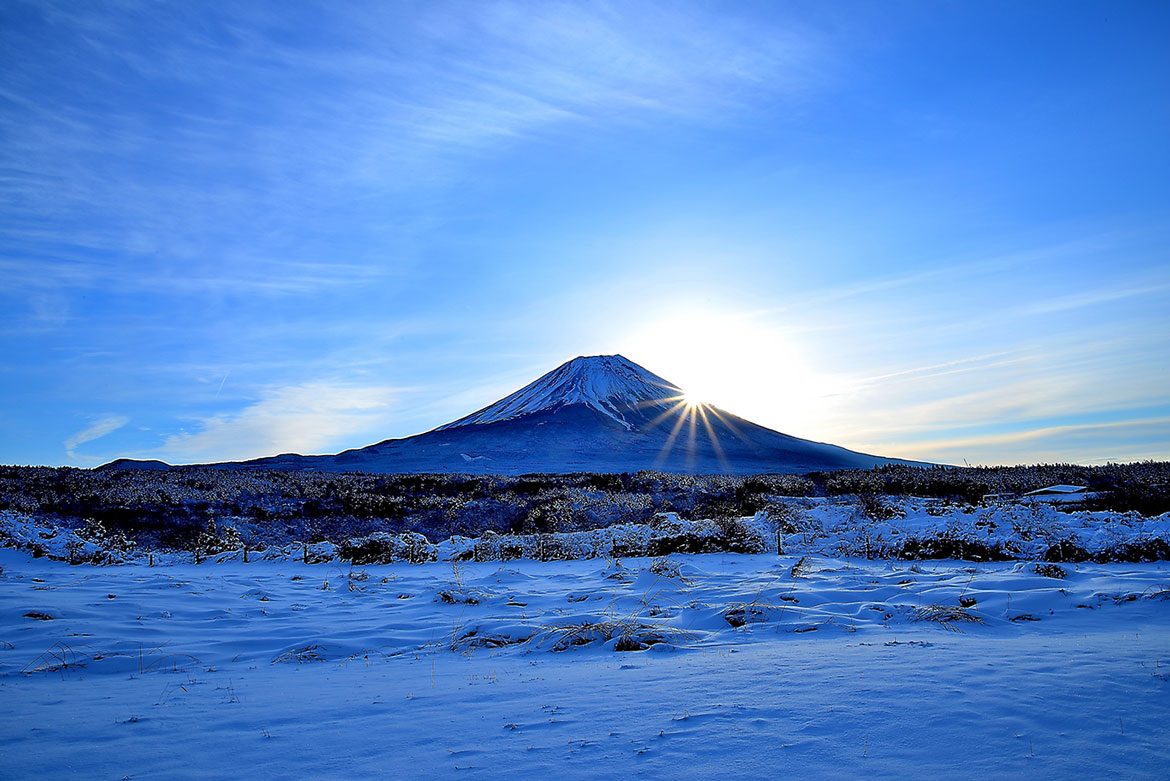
[621,310,837,436]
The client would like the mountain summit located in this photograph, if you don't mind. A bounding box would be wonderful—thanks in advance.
[232,354,921,475]
[437,355,681,432]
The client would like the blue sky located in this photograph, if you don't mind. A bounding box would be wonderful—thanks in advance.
[2,0,1168,467]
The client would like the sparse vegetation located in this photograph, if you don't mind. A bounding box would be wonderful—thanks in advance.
[910,604,985,631]
[272,644,327,664]
[1034,563,1068,579]
[1,461,1168,563]
[648,556,682,579]
[724,602,774,627]
[532,618,694,652]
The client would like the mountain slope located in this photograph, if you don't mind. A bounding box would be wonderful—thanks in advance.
[436,354,681,432]
[235,354,924,475]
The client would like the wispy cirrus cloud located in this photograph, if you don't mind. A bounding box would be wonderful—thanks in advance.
[0,254,393,296]
[0,1,829,297]
[154,382,397,464]
[1019,278,1170,316]
[868,416,1170,466]
[64,415,129,460]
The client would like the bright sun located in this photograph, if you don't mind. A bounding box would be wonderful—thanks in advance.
[621,310,835,434]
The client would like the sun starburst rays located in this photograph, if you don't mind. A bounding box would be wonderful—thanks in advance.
[637,389,754,472]
[695,403,729,472]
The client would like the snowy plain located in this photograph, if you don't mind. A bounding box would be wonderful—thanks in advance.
[2,529,1169,778]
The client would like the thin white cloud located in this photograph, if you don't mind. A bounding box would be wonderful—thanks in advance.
[0,1,830,299]
[1019,279,1170,316]
[869,417,1170,466]
[754,234,1122,319]
[822,357,1169,449]
[853,351,1024,387]
[156,382,396,463]
[64,415,129,459]
[0,254,392,296]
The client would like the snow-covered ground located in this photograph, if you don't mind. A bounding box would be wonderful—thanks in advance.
[2,547,1168,778]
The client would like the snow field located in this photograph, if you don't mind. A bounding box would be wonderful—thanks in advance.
[2,548,1168,778]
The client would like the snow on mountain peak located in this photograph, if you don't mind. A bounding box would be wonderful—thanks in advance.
[436,354,684,431]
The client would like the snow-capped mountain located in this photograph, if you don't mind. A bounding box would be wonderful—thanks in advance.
[437,355,682,432]
[220,354,924,475]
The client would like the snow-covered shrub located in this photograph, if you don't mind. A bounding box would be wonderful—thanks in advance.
[766,502,810,534]
[856,493,902,521]
[642,514,767,556]
[713,515,768,554]
[740,474,816,498]
[824,470,886,496]
[1033,563,1067,579]
[337,533,396,564]
[1086,484,1170,517]
[1042,540,1091,563]
[1096,537,1170,562]
[521,495,575,534]
[899,533,1013,562]
[645,522,719,556]
[189,518,245,560]
[768,503,824,550]
[338,531,437,564]
[78,517,137,556]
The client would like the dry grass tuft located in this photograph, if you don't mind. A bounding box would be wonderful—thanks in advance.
[531,620,694,652]
[451,630,529,654]
[137,642,202,673]
[648,557,683,580]
[23,641,90,675]
[790,556,813,579]
[530,575,693,652]
[910,604,985,632]
[23,640,200,675]
[723,602,778,627]
[1142,584,1170,601]
[438,590,480,605]
[1033,563,1067,579]
[339,647,399,666]
[272,644,327,664]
